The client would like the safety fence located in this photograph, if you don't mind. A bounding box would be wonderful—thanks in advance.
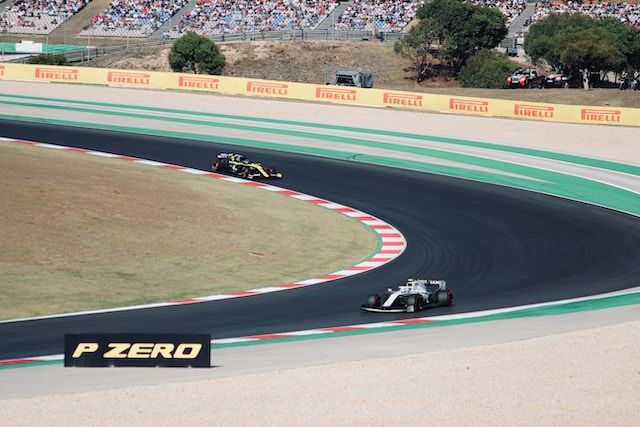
[0,63,638,126]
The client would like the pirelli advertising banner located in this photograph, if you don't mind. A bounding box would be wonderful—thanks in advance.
[1,63,638,126]
[64,333,211,368]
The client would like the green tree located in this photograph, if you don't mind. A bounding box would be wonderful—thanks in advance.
[394,18,443,81]
[459,49,515,88]
[169,32,226,75]
[627,29,640,70]
[524,14,631,74]
[417,0,507,68]
[26,53,69,65]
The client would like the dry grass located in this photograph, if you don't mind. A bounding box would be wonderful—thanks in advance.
[84,40,640,108]
[0,143,376,320]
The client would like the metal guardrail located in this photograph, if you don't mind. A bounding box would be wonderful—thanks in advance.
[69,39,173,62]
[190,29,404,44]
[3,29,403,64]
[1,39,172,63]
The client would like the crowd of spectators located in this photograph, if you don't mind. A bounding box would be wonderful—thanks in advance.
[468,0,527,27]
[169,0,336,36]
[529,1,640,30]
[335,0,423,32]
[81,0,188,37]
[0,0,90,34]
[0,14,8,34]
[5,0,637,40]
[335,0,525,34]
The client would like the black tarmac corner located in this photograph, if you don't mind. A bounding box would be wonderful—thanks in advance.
[1,119,640,360]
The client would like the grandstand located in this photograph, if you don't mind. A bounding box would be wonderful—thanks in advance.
[2,0,638,40]
[335,0,424,32]
[168,0,338,37]
[468,0,528,27]
[80,0,189,37]
[0,0,92,35]
[528,1,640,30]
[169,0,528,38]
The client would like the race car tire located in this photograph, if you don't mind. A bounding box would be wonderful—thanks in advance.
[367,294,381,308]
[211,161,220,172]
[406,295,419,313]
[436,290,453,306]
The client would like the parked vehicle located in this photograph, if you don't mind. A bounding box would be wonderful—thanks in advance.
[506,69,545,89]
[542,73,580,89]
[542,71,602,89]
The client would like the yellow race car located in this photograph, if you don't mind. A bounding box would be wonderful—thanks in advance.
[211,153,283,180]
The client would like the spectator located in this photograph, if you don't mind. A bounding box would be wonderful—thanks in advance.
[0,0,91,34]
[336,0,424,32]
[171,0,337,37]
[527,1,640,31]
[81,0,189,37]
[335,0,524,33]
[467,0,527,27]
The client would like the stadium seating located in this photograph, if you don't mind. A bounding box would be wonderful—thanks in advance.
[4,0,636,39]
[170,0,337,36]
[0,0,91,34]
[81,0,189,37]
[468,0,527,27]
[529,1,640,30]
[335,0,526,33]
[335,0,424,32]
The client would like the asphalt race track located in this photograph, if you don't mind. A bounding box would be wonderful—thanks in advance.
[2,119,640,360]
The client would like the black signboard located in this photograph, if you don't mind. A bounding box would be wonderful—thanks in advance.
[64,333,211,368]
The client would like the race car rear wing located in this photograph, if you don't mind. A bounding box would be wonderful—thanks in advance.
[428,279,446,289]
[412,279,447,290]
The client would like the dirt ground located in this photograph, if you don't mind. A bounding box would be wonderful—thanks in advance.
[84,40,640,108]
[0,142,375,319]
[2,318,639,425]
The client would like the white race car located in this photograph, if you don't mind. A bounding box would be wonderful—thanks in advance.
[361,279,453,313]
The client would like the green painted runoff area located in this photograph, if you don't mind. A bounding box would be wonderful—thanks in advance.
[0,43,83,54]
[2,292,639,370]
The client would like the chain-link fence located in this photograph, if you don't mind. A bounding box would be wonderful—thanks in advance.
[181,28,404,44]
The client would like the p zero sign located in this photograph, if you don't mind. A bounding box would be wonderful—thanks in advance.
[64,333,211,368]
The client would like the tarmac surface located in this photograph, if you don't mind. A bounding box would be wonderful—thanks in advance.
[1,120,640,360]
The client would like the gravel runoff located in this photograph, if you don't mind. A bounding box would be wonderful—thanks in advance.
[1,318,639,426]
[0,81,639,425]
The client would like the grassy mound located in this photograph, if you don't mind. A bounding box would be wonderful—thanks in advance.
[0,143,376,319]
